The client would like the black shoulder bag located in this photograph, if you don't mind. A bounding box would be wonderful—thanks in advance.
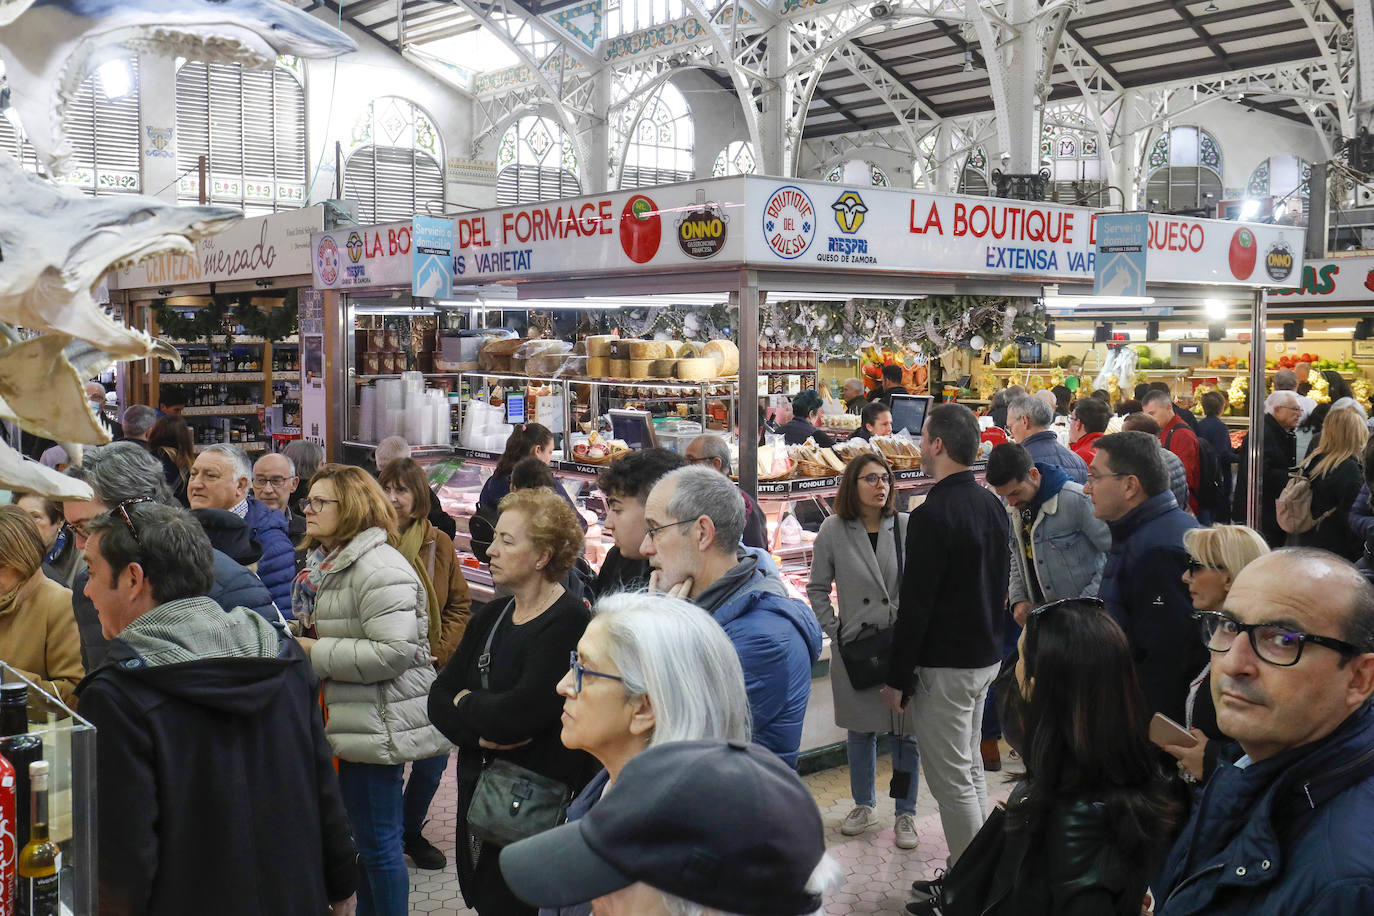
[465,600,573,847]
[836,514,904,691]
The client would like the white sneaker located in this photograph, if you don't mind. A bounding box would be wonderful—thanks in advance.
[894,813,918,849]
[840,804,879,836]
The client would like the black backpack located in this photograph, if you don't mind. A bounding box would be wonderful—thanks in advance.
[1167,426,1227,520]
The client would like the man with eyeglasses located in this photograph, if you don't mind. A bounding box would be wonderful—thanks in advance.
[1156,549,1374,915]
[73,501,358,916]
[189,445,296,617]
[252,452,305,546]
[683,434,767,550]
[640,466,822,767]
[1087,431,1201,723]
[63,442,280,670]
[1067,396,1110,465]
[1233,390,1301,548]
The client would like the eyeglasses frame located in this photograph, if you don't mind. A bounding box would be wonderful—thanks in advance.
[1193,610,1366,667]
[568,650,624,695]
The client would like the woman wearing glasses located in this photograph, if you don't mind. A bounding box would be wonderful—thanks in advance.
[807,453,921,849]
[1161,525,1270,786]
[291,464,450,916]
[15,492,84,589]
[0,505,83,707]
[908,598,1178,916]
[522,592,751,916]
[429,487,597,916]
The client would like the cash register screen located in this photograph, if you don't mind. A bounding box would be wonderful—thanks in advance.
[609,410,656,450]
[889,394,934,436]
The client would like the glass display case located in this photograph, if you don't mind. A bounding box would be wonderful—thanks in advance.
[0,664,96,915]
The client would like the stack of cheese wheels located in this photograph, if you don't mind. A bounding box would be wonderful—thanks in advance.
[585,334,616,378]
[701,339,739,376]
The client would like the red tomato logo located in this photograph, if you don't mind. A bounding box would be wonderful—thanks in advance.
[620,195,662,264]
[1228,228,1257,279]
[1365,269,1374,294]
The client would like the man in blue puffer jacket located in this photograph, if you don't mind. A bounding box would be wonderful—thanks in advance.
[641,467,823,768]
[189,444,296,617]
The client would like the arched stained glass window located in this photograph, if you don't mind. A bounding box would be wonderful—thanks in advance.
[621,82,692,189]
[712,140,755,177]
[1145,126,1224,213]
[344,97,445,222]
[497,115,581,205]
[822,160,890,186]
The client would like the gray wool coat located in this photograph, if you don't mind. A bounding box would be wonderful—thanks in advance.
[807,512,918,735]
[308,526,451,765]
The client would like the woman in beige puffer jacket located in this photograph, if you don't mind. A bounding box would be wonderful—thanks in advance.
[293,464,449,916]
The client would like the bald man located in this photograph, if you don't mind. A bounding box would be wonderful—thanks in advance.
[1156,549,1374,914]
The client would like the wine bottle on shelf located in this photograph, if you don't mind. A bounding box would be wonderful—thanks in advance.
[16,761,56,916]
[0,750,15,916]
[0,685,39,853]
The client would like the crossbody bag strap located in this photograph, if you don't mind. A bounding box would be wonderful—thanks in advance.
[893,512,905,582]
[478,598,515,691]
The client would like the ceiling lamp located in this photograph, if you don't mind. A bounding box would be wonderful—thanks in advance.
[1204,1,1218,11]
[963,49,974,73]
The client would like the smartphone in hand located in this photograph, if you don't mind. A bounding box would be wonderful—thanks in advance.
[1149,712,1198,749]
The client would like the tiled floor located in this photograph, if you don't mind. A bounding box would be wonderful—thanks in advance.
[404,744,1020,915]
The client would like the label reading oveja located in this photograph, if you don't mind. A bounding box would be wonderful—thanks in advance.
[676,203,728,259]
[1265,242,1295,283]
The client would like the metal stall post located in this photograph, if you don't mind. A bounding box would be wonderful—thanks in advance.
[737,271,761,497]
[1245,288,1267,528]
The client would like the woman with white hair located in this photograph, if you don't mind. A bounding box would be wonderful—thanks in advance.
[542,592,753,916]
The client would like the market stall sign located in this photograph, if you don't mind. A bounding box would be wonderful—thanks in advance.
[312,220,414,290]
[432,177,1304,289]
[1269,256,1374,303]
[110,205,324,290]
[413,216,454,298]
[1094,213,1148,297]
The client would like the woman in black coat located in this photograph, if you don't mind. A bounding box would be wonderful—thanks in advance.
[779,389,836,447]
[428,488,596,916]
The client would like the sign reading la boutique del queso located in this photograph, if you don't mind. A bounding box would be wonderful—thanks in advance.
[740,179,1305,288]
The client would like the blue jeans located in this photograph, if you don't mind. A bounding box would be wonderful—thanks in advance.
[847,731,920,816]
[403,754,449,835]
[338,760,409,916]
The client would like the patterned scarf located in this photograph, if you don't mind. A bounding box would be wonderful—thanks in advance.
[291,544,345,631]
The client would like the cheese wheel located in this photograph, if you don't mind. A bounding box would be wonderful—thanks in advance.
[701,340,739,375]
[629,340,671,360]
[609,339,637,360]
[586,335,616,358]
[676,358,717,380]
[609,359,631,378]
[629,360,655,379]
[586,356,610,377]
[648,358,678,377]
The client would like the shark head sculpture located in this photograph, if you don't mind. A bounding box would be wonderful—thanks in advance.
[0,0,34,27]
[0,0,358,174]
[0,153,241,358]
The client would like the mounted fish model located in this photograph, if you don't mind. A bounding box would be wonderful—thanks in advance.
[0,0,358,176]
[0,0,34,27]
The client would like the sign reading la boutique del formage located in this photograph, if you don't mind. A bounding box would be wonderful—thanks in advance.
[437,177,1304,291]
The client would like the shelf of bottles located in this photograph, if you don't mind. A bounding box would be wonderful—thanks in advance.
[0,665,95,914]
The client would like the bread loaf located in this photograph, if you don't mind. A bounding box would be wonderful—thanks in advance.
[676,358,717,380]
[478,337,528,371]
[629,340,671,360]
[701,340,739,375]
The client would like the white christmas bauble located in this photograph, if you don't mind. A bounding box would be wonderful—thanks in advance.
[970,334,985,350]
[893,316,905,328]
[765,327,774,336]
[864,318,875,329]
[832,334,843,344]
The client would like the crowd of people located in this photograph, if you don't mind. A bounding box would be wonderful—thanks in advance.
[2,379,1373,916]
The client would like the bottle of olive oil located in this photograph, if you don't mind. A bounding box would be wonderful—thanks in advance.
[16,761,56,916]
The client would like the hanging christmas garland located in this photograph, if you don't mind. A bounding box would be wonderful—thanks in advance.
[237,290,298,342]
[761,295,1046,359]
[152,293,298,346]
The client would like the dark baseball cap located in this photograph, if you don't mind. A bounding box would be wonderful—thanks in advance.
[499,739,827,915]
